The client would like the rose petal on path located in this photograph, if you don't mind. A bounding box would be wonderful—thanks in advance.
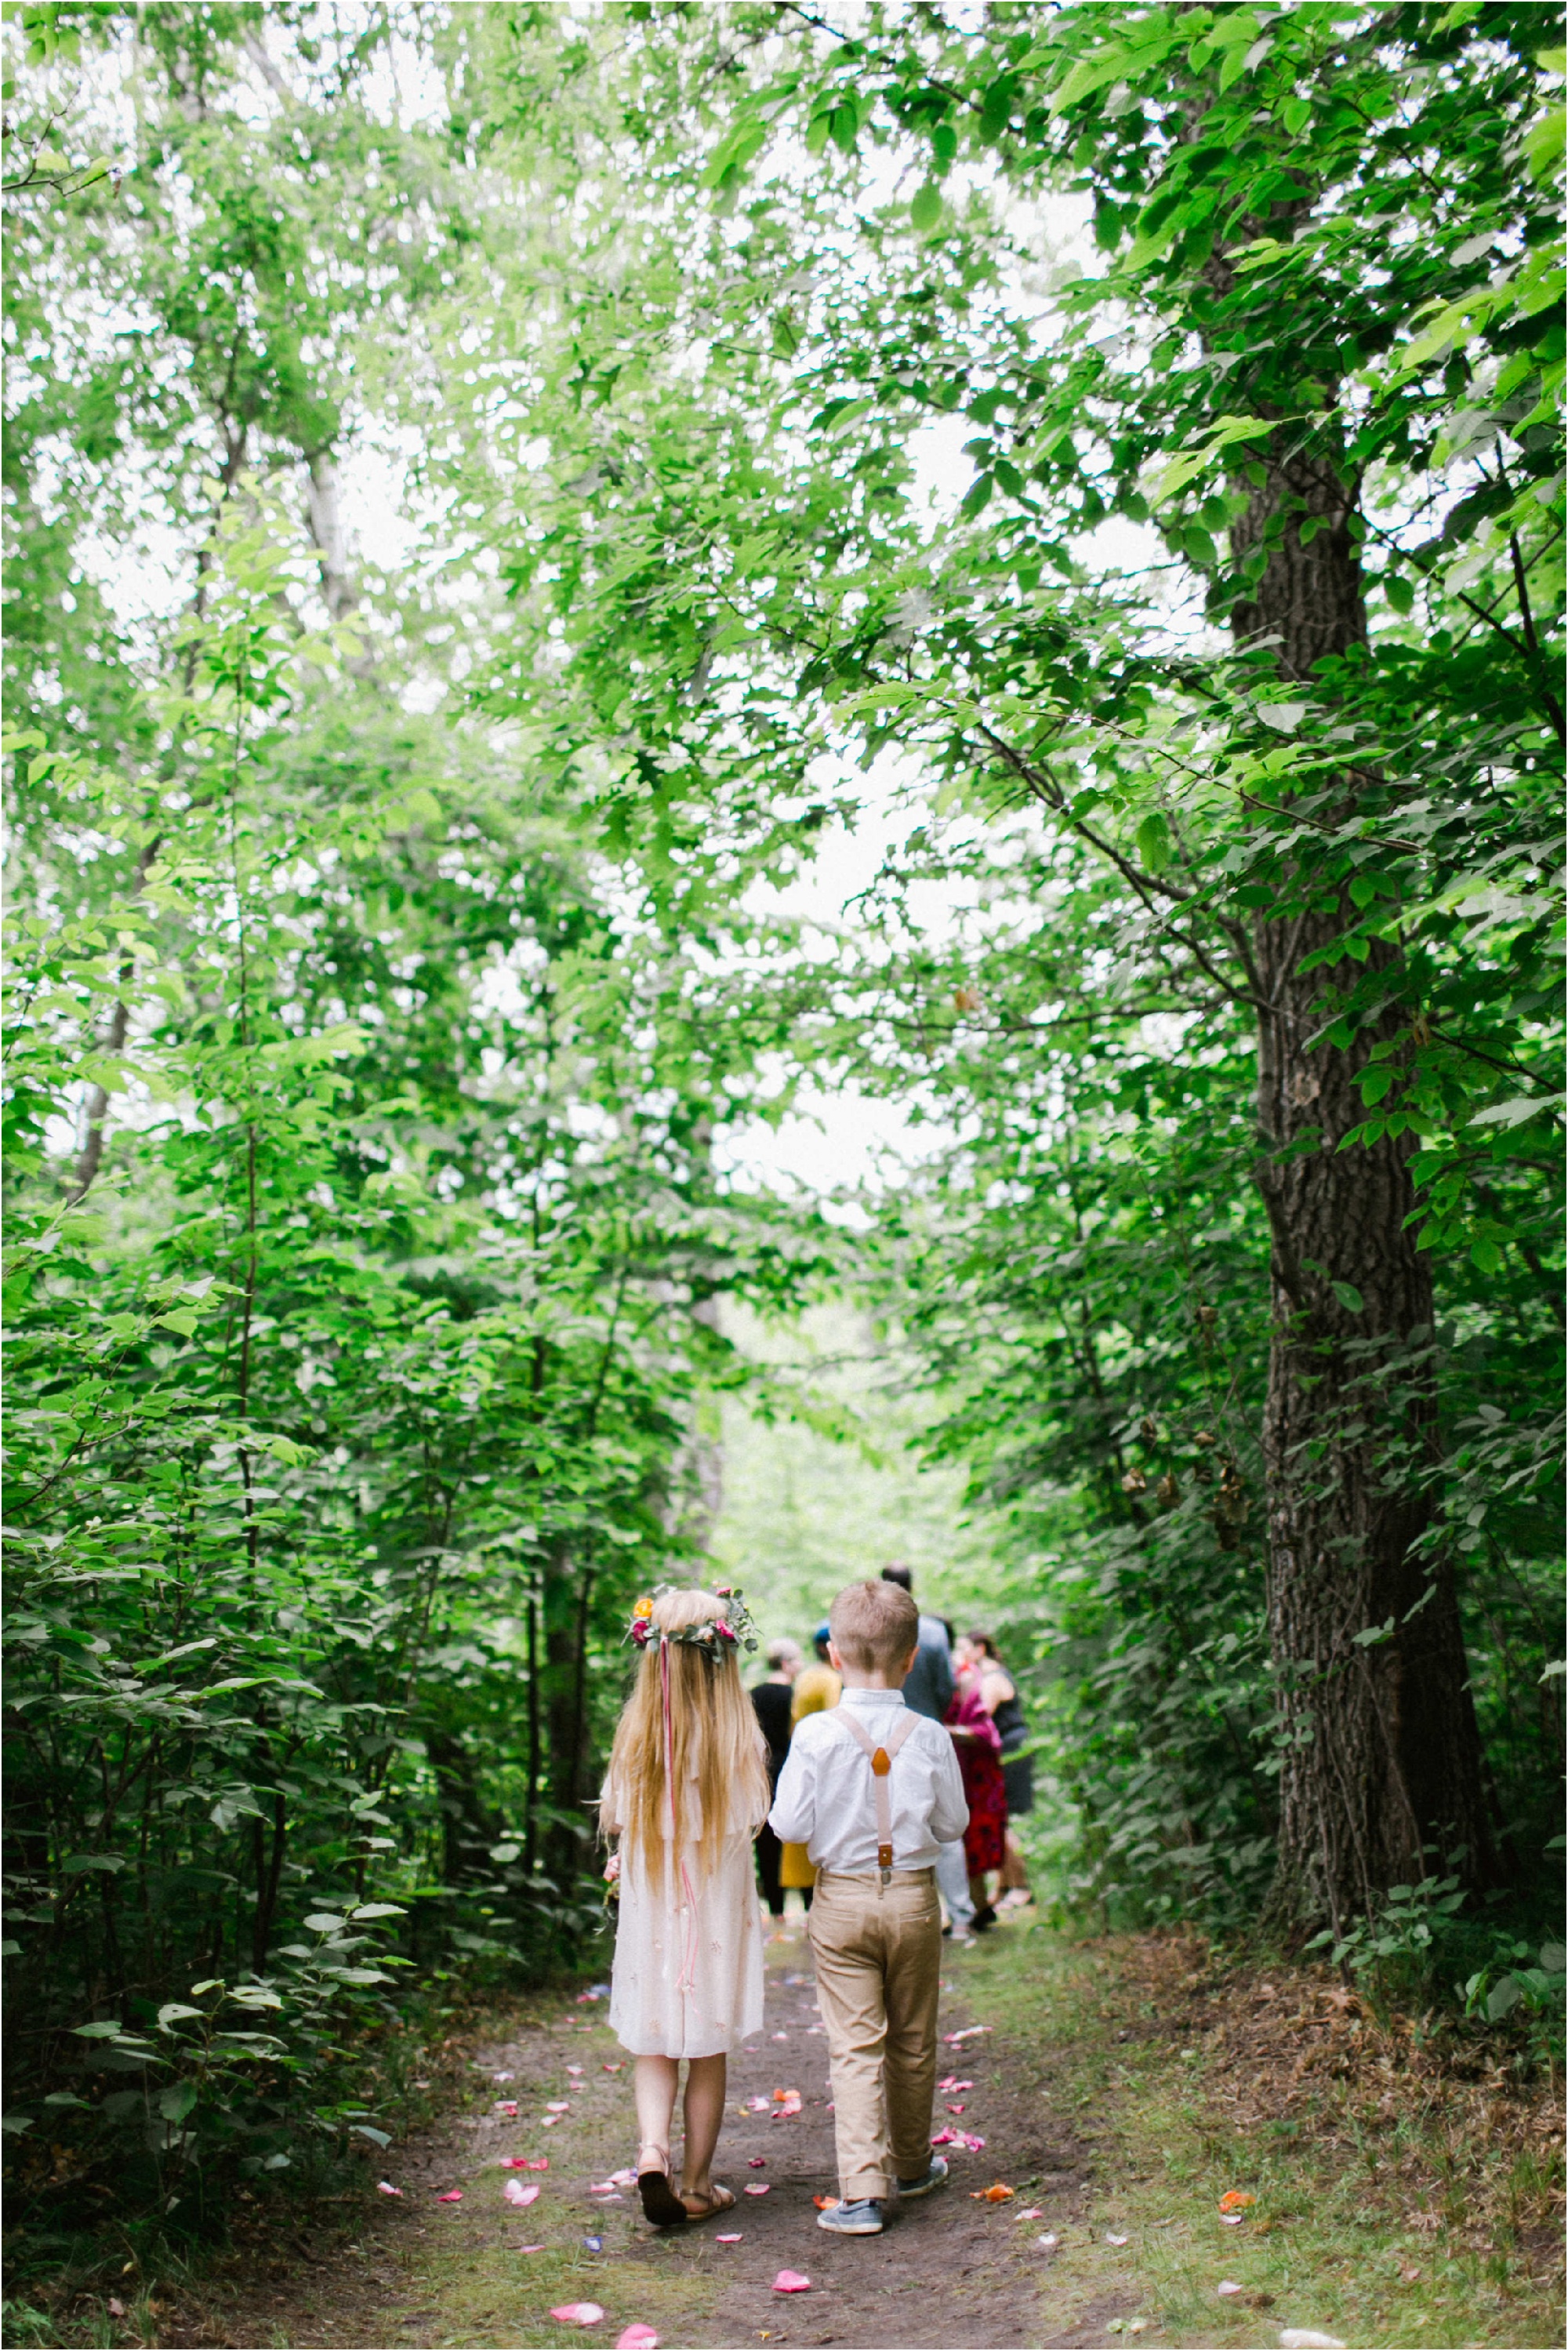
[541,2114,561,2127]
[504,2181,540,2207]
[946,2103,966,2113]
[608,2168,637,2186]
[515,2243,545,2253]
[524,2157,550,2171]
[566,2066,583,2077]
[550,2303,605,2325]
[1216,2280,1243,2298]
[1218,2189,1255,2214]
[1016,2207,1043,2220]
[1037,2233,1059,2251]
[502,2157,532,2170]
[771,2031,789,2041]
[942,2026,993,2043]
[715,2233,742,2244]
[959,2132,986,2152]
[813,2195,837,2211]
[1105,2230,1129,2245]
[937,2077,973,2092]
[748,2157,767,2167]
[772,2270,811,2295]
[1221,2212,1244,2225]
[602,2062,622,2073]
[929,2128,960,2147]
[1278,2334,1346,2349]
[437,2189,463,2203]
[584,2234,603,2251]
[377,2180,404,2197]
[616,2328,659,2349]
[495,2101,519,2116]
[972,2184,1013,2202]
[744,2182,771,2196]
[492,2071,515,2083]
[546,2101,572,2113]
[107,2298,127,2319]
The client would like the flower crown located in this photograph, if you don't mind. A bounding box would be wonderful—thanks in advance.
[628,1582,758,1660]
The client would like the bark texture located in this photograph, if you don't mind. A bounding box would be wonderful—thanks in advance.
[1235,445,1497,1932]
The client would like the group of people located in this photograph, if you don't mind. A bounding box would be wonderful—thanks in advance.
[748,1564,1032,1938]
[598,1571,1034,2241]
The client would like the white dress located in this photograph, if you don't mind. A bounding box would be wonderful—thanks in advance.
[604,1765,764,2060]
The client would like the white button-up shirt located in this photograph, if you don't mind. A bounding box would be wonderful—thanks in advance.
[768,1686,968,1874]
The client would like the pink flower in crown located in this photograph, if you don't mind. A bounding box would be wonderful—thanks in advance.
[715,1622,737,1644]
[714,1586,734,1598]
[630,1619,652,1648]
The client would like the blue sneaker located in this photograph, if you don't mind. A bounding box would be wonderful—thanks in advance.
[897,2154,949,2200]
[815,2197,884,2235]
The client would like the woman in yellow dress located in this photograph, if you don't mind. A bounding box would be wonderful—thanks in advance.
[779,1644,841,1902]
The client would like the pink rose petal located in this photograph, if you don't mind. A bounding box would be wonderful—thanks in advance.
[524,2157,550,2171]
[566,2066,583,2077]
[505,2180,540,2207]
[495,2100,519,2116]
[1017,2206,1043,2220]
[546,2101,572,2113]
[377,2180,404,2197]
[744,2182,771,2196]
[502,2157,532,2169]
[772,2269,811,2295]
[602,2062,622,2073]
[516,2243,545,2252]
[616,2329,659,2349]
[540,2114,561,2127]
[107,2299,127,2319]
[550,2303,605,2326]
[436,2189,463,2203]
[747,2157,767,2168]
[716,2231,743,2244]
[946,2102,966,2113]
[608,2167,637,2186]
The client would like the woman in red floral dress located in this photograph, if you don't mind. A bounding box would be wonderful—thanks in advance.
[945,1652,1007,1929]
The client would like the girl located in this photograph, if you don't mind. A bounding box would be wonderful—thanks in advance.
[601,1584,771,2229]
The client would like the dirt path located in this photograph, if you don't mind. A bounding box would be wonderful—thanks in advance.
[175,1913,1108,2350]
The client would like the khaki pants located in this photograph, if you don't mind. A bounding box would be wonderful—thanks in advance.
[808,1867,942,2201]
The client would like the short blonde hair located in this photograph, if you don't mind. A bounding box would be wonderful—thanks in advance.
[829,1580,920,1673]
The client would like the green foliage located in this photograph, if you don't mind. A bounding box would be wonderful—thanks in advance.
[3,1,1563,2257]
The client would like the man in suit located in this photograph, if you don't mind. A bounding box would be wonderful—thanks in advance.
[879,1567,972,1939]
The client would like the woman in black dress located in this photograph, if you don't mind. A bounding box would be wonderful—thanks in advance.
[749,1638,802,1918]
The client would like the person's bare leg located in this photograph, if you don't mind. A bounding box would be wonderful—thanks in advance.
[678,2053,728,2208]
[634,2054,679,2173]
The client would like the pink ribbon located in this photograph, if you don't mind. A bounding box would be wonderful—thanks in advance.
[659,1633,700,1999]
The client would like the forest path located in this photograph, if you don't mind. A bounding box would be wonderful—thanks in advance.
[169,1918,1562,2351]
[174,1913,1115,2351]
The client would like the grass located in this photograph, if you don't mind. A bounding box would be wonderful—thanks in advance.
[958,1914,1563,2349]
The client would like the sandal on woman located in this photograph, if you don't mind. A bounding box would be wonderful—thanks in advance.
[636,2145,688,2229]
[680,2182,737,2223]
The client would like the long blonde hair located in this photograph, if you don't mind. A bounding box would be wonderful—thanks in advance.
[603,1586,770,1879]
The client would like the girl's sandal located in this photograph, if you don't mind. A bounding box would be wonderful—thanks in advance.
[637,2146,688,2229]
[680,2182,737,2224]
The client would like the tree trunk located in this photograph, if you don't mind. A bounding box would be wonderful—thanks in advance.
[1233,445,1499,1932]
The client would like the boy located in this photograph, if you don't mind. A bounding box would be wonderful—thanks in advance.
[768,1579,969,2236]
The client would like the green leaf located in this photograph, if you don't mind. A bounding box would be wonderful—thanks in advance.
[1136,811,1171,872]
[910,184,944,236]
[1330,1281,1365,1314]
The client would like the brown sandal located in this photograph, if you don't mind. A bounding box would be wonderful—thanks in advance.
[637,2145,688,2229]
[680,2182,737,2223]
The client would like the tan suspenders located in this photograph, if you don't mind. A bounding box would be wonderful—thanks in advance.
[834,1708,918,1884]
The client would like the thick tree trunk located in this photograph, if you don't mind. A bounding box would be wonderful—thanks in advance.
[1233,445,1497,1933]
